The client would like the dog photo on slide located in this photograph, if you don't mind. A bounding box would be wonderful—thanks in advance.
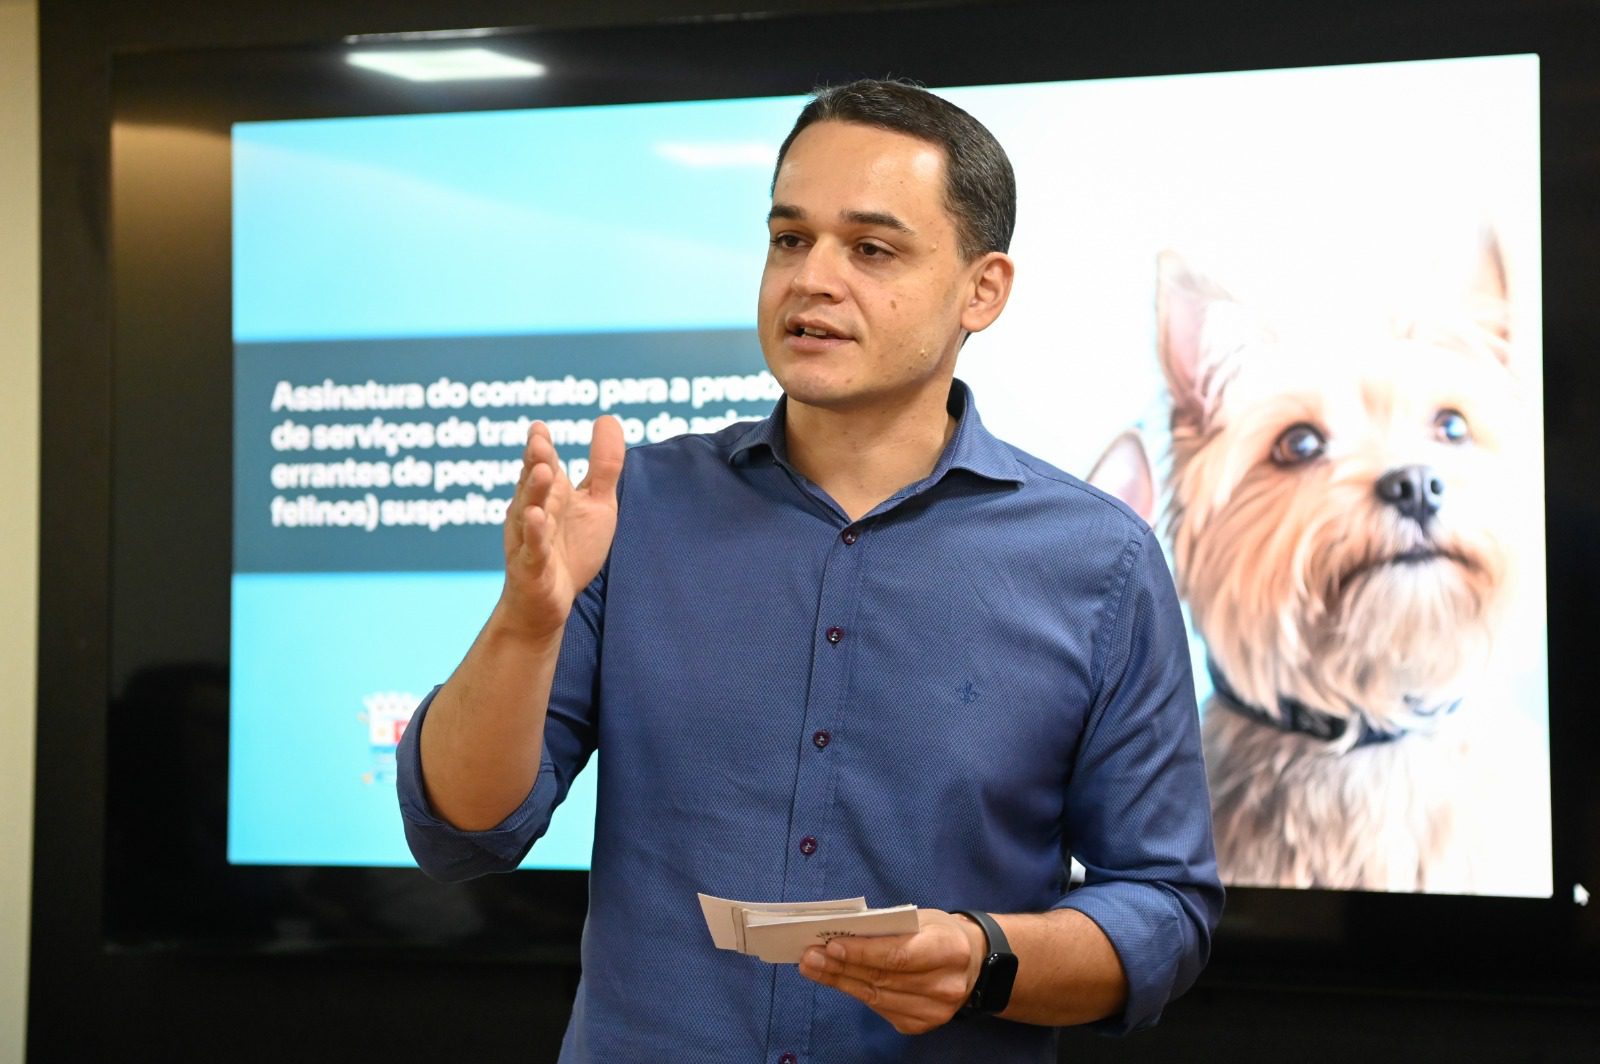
[1089,234,1549,894]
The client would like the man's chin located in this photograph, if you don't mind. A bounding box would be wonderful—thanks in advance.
[761,363,847,408]
[781,388,862,414]
[762,354,957,417]
[783,383,957,421]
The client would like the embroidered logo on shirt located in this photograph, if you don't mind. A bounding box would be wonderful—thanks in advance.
[958,681,981,705]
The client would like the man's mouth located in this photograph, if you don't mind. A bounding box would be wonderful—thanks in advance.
[786,317,850,341]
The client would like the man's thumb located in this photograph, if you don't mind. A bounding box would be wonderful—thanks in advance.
[580,414,626,499]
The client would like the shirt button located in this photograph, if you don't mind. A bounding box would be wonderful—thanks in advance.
[779,1054,798,1064]
[841,528,858,545]
[799,835,818,856]
[812,730,830,750]
[825,626,844,644]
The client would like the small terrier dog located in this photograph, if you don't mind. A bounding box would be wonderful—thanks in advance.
[1091,236,1539,893]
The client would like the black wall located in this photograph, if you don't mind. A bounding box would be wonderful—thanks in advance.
[34,0,1600,1060]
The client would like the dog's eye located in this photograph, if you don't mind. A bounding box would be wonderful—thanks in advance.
[1434,409,1471,444]
[1270,423,1326,466]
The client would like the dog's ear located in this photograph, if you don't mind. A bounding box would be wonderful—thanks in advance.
[1470,227,1511,361]
[1157,251,1241,434]
[1087,430,1156,524]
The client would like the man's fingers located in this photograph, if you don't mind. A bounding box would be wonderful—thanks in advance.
[523,453,556,506]
[823,931,945,974]
[510,426,561,523]
[798,962,952,1034]
[804,954,966,999]
[518,502,548,555]
[580,414,626,499]
[517,421,553,480]
[798,925,972,1022]
[508,461,555,548]
[512,478,558,560]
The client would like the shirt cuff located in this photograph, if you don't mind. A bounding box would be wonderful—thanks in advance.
[395,686,560,882]
[1051,879,1190,1035]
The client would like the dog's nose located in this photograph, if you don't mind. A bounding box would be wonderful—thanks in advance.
[1376,465,1443,523]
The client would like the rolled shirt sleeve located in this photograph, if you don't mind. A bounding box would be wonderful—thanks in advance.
[1054,524,1224,1033]
[394,573,606,882]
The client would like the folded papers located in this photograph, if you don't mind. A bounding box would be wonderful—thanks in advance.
[697,893,920,963]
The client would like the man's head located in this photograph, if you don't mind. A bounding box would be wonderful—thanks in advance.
[773,79,1016,263]
[760,80,1017,416]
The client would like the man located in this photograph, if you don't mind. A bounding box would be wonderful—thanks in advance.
[398,79,1221,1061]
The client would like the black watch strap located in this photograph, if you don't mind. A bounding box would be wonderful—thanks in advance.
[953,909,1019,1014]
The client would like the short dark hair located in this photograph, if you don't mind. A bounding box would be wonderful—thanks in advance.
[772,78,1017,261]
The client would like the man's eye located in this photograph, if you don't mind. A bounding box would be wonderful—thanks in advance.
[857,243,891,258]
[770,233,804,250]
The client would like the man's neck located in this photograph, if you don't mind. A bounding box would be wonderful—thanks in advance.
[783,381,958,523]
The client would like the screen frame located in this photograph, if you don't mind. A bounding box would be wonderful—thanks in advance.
[96,0,1599,1000]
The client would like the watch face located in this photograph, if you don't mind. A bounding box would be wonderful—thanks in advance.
[979,952,1019,1012]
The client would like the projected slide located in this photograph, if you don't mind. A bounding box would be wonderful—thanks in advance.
[230,55,1549,896]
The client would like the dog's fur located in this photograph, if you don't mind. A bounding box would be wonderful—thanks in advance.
[1090,237,1539,892]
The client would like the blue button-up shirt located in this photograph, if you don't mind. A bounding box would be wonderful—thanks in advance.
[397,381,1222,1062]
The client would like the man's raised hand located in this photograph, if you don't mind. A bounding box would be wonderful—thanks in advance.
[500,415,626,639]
[416,415,623,832]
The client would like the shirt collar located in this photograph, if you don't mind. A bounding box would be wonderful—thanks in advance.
[728,379,1023,488]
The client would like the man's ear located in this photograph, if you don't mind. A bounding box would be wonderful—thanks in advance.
[960,252,1015,335]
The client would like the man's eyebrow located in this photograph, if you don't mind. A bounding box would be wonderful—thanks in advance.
[843,209,913,235]
[765,204,914,236]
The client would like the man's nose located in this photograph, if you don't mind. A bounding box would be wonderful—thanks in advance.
[790,242,845,299]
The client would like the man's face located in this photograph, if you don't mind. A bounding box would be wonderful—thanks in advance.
[758,120,995,416]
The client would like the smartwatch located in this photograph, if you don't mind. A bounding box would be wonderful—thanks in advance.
[952,909,1018,1014]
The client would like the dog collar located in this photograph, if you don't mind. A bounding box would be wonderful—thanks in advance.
[1205,659,1460,749]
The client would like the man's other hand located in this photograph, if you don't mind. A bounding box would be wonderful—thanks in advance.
[500,414,625,639]
[799,909,984,1035]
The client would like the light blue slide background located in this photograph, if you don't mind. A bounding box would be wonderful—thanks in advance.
[234,96,804,342]
[229,571,596,868]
